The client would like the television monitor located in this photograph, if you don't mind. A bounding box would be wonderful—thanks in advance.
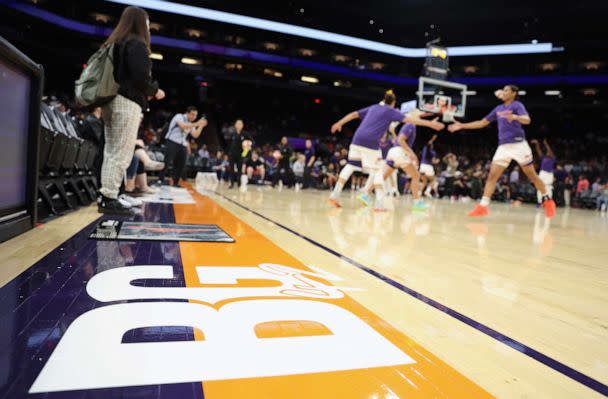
[0,36,43,242]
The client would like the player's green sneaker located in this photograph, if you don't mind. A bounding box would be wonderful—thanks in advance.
[412,199,430,212]
[356,193,372,207]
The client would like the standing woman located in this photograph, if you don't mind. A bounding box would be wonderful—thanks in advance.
[98,6,165,214]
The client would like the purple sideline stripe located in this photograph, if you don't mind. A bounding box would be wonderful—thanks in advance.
[4,1,608,87]
[215,192,608,397]
[0,204,205,399]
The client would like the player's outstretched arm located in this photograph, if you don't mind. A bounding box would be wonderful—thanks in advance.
[331,111,359,134]
[544,138,555,158]
[448,118,491,133]
[404,115,444,131]
[530,139,543,157]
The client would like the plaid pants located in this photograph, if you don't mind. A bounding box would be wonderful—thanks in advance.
[100,95,142,199]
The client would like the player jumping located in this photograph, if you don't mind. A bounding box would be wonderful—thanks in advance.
[448,84,556,218]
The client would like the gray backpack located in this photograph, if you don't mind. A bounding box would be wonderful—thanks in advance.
[75,43,120,107]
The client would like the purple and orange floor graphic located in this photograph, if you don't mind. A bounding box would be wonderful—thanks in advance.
[0,191,494,398]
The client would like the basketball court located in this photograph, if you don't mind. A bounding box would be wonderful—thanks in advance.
[1,183,606,398]
[1,1,607,398]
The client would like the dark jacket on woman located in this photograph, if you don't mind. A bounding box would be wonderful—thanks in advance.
[113,37,158,110]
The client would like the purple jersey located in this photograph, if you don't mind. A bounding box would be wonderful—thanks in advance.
[379,137,392,159]
[352,104,404,149]
[540,156,555,173]
[484,100,528,145]
[421,145,436,165]
[394,123,416,148]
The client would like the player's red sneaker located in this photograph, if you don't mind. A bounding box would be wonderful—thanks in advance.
[543,199,556,218]
[328,198,342,208]
[468,204,489,217]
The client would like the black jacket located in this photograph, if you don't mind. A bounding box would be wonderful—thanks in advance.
[113,38,159,110]
[229,130,253,157]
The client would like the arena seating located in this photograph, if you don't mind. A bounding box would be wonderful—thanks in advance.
[38,103,99,218]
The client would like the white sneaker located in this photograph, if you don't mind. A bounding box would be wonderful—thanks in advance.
[145,161,165,172]
[601,203,607,212]
[119,194,143,207]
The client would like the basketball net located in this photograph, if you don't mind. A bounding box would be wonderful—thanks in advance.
[442,110,456,123]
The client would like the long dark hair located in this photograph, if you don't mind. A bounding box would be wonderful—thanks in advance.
[104,6,151,53]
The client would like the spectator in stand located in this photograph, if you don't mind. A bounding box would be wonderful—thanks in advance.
[496,173,511,202]
[470,162,485,199]
[510,165,520,185]
[509,165,521,200]
[592,177,602,193]
[218,153,230,181]
[198,144,210,161]
[576,174,590,197]
[158,106,207,187]
[303,139,316,189]
[323,162,338,189]
[80,107,104,183]
[273,136,294,188]
[293,153,306,191]
[245,151,265,184]
[452,172,470,200]
[564,174,574,207]
[596,182,608,212]
[553,163,568,206]
[98,6,166,215]
[442,152,458,198]
[228,119,253,188]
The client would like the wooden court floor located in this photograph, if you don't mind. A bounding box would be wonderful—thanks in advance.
[0,183,606,398]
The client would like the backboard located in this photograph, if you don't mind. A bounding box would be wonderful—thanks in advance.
[417,76,468,119]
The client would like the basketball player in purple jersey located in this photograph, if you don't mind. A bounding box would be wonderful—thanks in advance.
[419,135,439,198]
[531,138,556,204]
[384,110,431,211]
[329,90,444,210]
[357,129,397,206]
[448,85,556,218]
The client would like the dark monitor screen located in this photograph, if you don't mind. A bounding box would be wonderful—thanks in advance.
[0,58,30,215]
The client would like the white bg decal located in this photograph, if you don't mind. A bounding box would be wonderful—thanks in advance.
[29,265,414,393]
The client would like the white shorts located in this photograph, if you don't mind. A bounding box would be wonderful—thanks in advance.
[419,163,435,177]
[492,141,533,167]
[386,147,413,169]
[348,144,383,173]
[539,170,554,186]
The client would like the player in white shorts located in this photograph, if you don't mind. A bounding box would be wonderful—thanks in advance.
[328,90,444,210]
[384,109,432,211]
[530,138,556,204]
[418,135,439,198]
[448,84,556,218]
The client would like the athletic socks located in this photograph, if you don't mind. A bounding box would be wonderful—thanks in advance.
[374,188,386,209]
[480,196,491,207]
[330,181,345,199]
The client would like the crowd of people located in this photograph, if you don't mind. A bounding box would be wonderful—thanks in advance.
[180,117,608,212]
